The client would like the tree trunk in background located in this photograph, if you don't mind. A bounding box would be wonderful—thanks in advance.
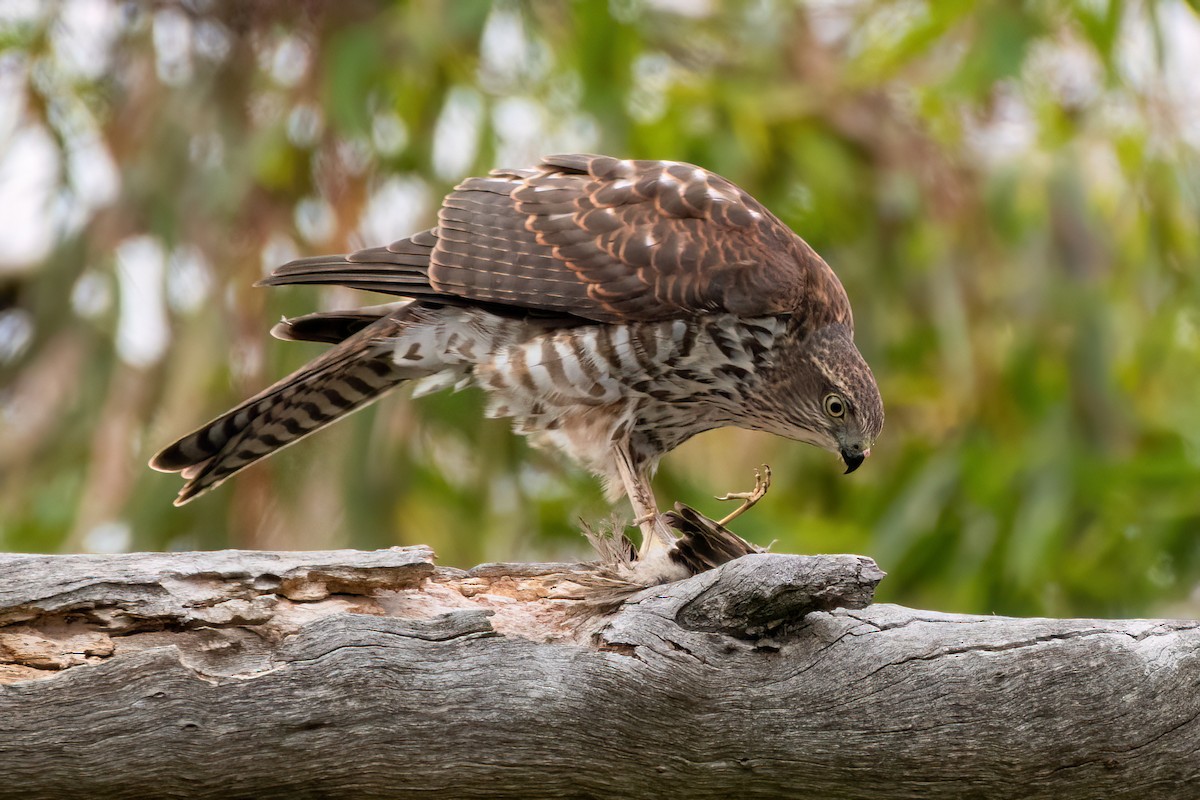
[0,548,1197,799]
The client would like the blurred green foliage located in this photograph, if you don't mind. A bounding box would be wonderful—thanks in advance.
[1,0,1198,619]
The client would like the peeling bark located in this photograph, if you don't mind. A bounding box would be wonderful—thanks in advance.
[0,548,1197,800]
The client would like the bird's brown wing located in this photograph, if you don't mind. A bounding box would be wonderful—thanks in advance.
[261,230,442,299]
[262,154,852,328]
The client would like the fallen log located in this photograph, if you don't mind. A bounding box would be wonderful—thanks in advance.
[0,546,1197,799]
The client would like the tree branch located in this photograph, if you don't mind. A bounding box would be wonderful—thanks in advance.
[0,548,1196,799]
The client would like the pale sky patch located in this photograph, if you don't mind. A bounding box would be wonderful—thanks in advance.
[432,87,483,182]
[114,236,170,368]
[0,126,59,271]
[356,176,431,250]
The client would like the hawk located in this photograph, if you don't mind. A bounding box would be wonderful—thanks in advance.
[151,154,883,559]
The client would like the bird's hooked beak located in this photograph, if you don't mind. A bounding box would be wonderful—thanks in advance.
[841,447,870,474]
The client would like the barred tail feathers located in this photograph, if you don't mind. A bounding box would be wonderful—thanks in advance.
[152,313,425,505]
[151,348,406,506]
[151,305,517,505]
[270,303,408,345]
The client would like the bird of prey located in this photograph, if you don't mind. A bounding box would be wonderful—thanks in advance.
[151,154,883,559]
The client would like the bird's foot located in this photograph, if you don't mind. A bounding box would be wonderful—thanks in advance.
[632,511,678,560]
[714,464,772,526]
[579,511,682,585]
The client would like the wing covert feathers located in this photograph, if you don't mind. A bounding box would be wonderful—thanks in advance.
[431,154,838,323]
[259,154,852,330]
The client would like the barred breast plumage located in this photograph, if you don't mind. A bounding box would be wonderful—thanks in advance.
[152,154,883,563]
[476,313,788,496]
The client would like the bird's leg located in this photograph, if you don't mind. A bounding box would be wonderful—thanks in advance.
[714,464,772,526]
[613,442,676,560]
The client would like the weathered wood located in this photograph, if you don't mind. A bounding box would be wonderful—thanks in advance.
[0,548,1197,800]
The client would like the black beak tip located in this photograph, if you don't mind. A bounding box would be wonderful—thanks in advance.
[842,451,865,474]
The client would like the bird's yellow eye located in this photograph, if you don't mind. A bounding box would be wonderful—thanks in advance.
[823,393,846,418]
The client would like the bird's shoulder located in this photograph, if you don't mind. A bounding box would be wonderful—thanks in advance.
[431,154,852,326]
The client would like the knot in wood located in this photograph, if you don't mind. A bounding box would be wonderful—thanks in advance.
[674,554,884,638]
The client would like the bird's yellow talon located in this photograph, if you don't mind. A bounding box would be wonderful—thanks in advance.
[715,464,772,525]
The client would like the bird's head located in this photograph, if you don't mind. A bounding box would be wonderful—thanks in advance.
[775,323,884,473]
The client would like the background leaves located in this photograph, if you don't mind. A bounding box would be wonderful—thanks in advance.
[1,0,1198,618]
